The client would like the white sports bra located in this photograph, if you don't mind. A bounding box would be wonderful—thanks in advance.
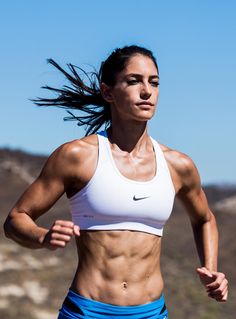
[69,131,175,236]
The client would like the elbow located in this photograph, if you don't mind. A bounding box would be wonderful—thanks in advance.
[192,209,216,228]
[209,210,218,231]
[3,214,14,239]
[192,210,218,235]
[207,209,217,225]
[3,218,11,238]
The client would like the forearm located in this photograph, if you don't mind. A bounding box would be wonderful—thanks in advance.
[192,210,219,271]
[4,211,48,249]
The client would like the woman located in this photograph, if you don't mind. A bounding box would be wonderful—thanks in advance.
[4,45,228,318]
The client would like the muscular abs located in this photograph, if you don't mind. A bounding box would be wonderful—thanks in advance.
[71,230,163,306]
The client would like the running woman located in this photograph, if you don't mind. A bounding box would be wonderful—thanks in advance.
[4,45,228,318]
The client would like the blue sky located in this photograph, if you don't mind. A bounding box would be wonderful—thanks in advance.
[0,1,235,184]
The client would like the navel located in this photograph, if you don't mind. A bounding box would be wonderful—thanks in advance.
[122,281,128,289]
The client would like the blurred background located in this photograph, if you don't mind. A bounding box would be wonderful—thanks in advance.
[0,1,235,318]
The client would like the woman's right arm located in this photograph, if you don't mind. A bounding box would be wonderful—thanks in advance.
[3,142,80,250]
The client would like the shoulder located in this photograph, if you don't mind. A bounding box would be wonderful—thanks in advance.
[159,143,197,177]
[49,134,98,162]
[158,142,201,194]
[40,134,98,178]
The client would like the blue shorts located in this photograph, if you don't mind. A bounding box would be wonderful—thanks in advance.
[58,289,168,319]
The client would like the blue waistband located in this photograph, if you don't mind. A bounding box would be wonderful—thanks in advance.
[59,289,168,318]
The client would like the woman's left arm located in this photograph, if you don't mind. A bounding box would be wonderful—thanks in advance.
[175,154,229,302]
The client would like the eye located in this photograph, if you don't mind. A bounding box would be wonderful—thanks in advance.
[150,81,159,87]
[127,79,139,85]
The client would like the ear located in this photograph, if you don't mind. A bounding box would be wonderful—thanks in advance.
[100,83,114,103]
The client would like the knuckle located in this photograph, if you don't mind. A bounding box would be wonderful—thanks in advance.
[49,239,56,245]
[55,220,74,228]
[64,235,71,242]
[220,273,225,279]
[51,240,65,247]
[64,228,73,235]
[52,225,59,231]
[68,221,74,226]
[63,229,72,237]
[50,232,57,239]
[63,220,73,227]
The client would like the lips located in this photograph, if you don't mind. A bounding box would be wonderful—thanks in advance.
[136,101,154,106]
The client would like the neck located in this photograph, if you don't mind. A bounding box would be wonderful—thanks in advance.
[107,121,150,153]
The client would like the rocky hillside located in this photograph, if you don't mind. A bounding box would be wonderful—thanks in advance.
[0,148,235,319]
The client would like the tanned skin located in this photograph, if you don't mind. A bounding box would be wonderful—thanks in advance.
[4,55,228,305]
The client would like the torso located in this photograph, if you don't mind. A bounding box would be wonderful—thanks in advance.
[64,132,180,305]
[72,230,163,305]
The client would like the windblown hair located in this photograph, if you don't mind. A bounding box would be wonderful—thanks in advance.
[33,45,158,135]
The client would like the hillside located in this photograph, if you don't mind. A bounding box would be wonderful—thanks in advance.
[0,148,235,319]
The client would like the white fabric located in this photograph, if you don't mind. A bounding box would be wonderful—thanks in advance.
[69,131,175,236]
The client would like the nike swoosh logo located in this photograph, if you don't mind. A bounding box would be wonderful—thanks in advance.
[133,195,150,201]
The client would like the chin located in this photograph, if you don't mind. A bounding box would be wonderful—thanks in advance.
[135,110,155,121]
[132,115,154,123]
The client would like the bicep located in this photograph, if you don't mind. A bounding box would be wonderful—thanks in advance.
[178,187,211,225]
[12,175,65,220]
[10,149,68,221]
[176,155,211,225]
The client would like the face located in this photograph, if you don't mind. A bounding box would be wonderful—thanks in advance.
[101,54,159,122]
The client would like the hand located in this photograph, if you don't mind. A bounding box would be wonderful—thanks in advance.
[196,267,228,302]
[42,220,80,250]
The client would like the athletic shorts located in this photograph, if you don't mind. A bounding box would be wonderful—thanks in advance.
[58,289,168,319]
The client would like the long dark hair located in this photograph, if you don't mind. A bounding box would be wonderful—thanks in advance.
[33,45,159,136]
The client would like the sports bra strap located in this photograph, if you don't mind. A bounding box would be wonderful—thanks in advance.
[96,131,110,168]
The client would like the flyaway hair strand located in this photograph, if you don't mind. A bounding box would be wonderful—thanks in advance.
[32,59,111,135]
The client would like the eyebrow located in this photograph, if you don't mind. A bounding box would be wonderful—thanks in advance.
[126,73,159,79]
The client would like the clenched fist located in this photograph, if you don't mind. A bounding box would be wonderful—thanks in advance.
[196,267,228,302]
[42,220,80,250]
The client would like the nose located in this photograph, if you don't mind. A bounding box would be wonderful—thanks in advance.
[140,82,152,99]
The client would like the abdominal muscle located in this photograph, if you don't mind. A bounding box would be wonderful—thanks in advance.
[70,229,164,306]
